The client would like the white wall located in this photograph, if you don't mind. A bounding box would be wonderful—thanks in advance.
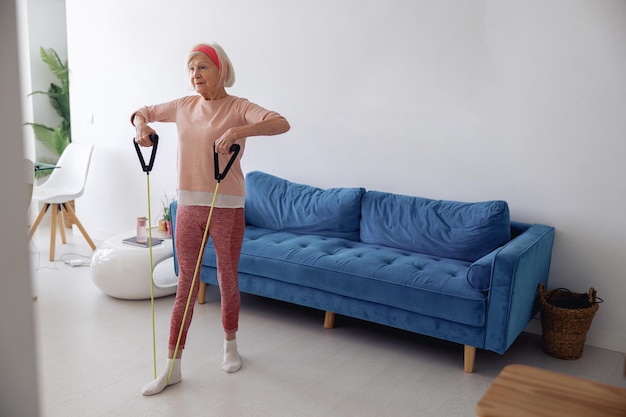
[0,0,41,415]
[65,0,626,352]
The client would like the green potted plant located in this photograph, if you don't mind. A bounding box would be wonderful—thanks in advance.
[159,193,175,235]
[26,47,71,176]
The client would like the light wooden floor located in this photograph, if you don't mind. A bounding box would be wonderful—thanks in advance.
[29,225,626,417]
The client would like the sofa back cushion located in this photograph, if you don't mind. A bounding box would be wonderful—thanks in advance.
[360,191,511,262]
[245,171,365,241]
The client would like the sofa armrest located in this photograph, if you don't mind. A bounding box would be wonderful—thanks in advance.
[483,223,555,353]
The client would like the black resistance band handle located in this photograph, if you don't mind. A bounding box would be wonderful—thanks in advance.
[214,143,241,182]
[133,134,159,173]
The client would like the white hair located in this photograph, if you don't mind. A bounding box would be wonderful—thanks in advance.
[186,42,236,88]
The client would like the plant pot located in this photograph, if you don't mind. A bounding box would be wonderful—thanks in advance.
[158,220,167,232]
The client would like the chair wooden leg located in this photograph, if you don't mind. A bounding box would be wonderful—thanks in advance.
[324,311,336,329]
[63,202,96,250]
[198,282,207,304]
[49,204,58,261]
[29,203,50,239]
[464,345,476,373]
[57,205,67,244]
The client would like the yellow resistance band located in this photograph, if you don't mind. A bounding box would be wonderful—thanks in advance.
[146,174,157,379]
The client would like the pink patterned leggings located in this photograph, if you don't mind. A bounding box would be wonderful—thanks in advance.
[168,205,244,351]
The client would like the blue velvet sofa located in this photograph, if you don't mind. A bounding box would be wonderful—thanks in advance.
[170,171,555,372]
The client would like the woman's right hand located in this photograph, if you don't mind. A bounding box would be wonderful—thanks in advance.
[133,114,157,147]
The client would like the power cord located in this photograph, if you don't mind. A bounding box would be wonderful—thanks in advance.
[29,238,92,269]
[60,253,92,267]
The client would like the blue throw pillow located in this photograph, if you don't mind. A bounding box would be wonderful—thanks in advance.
[360,191,511,262]
[245,171,365,241]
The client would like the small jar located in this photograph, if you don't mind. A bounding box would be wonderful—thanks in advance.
[136,216,148,243]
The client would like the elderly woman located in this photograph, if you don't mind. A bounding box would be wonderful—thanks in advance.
[132,42,290,396]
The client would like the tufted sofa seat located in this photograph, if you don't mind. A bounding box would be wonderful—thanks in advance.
[170,171,555,372]
[210,227,486,327]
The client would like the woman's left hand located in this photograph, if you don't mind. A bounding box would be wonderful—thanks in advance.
[214,128,238,155]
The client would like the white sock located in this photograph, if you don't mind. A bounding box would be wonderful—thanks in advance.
[222,339,242,373]
[141,358,182,396]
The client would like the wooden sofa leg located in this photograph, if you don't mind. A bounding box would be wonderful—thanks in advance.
[324,311,335,329]
[464,345,476,373]
[197,282,207,304]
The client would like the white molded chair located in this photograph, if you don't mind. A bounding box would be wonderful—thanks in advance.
[28,143,96,261]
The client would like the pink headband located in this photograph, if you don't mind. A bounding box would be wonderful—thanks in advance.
[192,45,221,69]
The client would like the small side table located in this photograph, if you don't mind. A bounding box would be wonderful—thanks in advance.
[476,364,626,417]
[90,229,177,300]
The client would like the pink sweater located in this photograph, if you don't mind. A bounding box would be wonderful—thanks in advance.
[132,95,280,207]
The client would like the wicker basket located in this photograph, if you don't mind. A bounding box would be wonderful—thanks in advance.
[538,283,601,360]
